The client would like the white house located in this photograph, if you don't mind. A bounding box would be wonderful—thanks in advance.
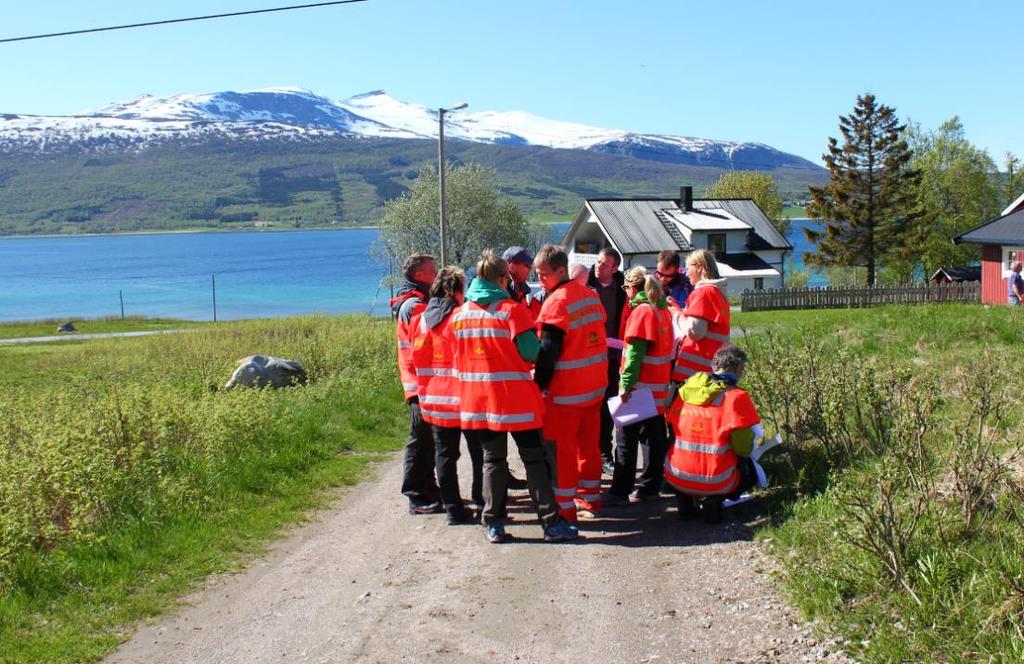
[562,186,791,293]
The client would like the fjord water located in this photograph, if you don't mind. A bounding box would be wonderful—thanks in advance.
[0,229,391,322]
[0,221,820,322]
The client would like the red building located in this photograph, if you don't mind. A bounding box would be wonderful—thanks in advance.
[954,193,1024,304]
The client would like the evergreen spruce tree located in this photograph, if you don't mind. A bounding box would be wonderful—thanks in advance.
[805,93,921,285]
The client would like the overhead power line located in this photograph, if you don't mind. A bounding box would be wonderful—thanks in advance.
[0,0,369,44]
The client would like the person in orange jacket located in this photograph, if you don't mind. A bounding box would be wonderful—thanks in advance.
[452,250,578,544]
[608,267,674,504]
[671,249,731,386]
[665,344,760,524]
[409,266,482,525]
[534,244,608,521]
[389,253,442,515]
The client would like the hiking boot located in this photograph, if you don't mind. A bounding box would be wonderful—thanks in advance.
[408,501,443,515]
[485,523,508,543]
[628,489,659,504]
[602,491,629,507]
[702,497,723,524]
[506,472,529,491]
[446,506,477,525]
[601,458,615,476]
[676,495,698,521]
[543,520,579,542]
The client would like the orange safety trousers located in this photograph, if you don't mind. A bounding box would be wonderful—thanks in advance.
[544,401,603,521]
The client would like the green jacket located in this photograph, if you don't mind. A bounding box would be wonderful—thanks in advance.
[465,277,540,362]
[678,372,755,457]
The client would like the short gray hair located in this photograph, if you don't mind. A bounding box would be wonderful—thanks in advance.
[711,344,747,374]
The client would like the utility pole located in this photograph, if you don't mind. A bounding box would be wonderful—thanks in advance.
[438,102,468,266]
[211,274,218,322]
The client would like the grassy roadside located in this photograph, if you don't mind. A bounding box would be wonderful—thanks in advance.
[733,304,1024,662]
[0,315,407,662]
[0,316,204,340]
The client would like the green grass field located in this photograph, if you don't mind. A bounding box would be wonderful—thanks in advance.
[0,315,407,662]
[0,316,202,340]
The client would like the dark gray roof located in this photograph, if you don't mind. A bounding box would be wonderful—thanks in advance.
[930,266,981,282]
[692,199,791,250]
[955,208,1024,245]
[581,200,683,254]
[716,252,775,272]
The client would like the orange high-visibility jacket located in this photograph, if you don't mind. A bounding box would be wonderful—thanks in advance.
[452,299,544,431]
[664,385,760,496]
[620,302,674,414]
[390,290,426,400]
[537,281,608,407]
[410,310,461,428]
[671,283,731,383]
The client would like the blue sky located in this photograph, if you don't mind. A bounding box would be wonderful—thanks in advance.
[1,0,1021,164]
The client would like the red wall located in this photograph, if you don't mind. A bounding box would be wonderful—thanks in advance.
[981,244,1006,305]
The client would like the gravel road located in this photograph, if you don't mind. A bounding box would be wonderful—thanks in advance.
[107,450,849,664]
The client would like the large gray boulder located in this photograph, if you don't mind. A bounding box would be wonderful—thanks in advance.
[224,355,307,390]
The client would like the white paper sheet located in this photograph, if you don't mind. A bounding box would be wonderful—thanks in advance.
[606,337,625,350]
[607,388,658,427]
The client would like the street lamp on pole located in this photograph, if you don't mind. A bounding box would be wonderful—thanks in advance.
[438,102,468,267]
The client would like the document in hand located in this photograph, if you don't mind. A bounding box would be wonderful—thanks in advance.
[749,424,782,487]
[607,388,658,427]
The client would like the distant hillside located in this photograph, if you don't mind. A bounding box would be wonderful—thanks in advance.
[0,135,826,235]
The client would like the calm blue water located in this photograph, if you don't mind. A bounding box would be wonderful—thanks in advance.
[0,221,823,322]
[0,229,390,322]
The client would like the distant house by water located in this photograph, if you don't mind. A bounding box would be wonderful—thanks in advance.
[929,265,981,284]
[561,186,791,293]
[954,192,1024,304]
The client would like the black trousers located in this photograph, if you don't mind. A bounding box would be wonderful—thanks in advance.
[433,425,483,510]
[464,428,560,528]
[401,400,440,506]
[610,413,668,496]
[597,350,622,463]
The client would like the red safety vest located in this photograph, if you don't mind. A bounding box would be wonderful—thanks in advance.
[452,298,544,431]
[664,385,760,496]
[537,281,608,407]
[410,310,461,428]
[390,290,426,400]
[620,302,674,414]
[671,283,731,383]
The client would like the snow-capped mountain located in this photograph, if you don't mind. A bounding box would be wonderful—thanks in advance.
[0,87,820,170]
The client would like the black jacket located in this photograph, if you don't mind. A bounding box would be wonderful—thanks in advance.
[587,266,627,336]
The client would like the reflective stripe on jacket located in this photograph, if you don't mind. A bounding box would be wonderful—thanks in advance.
[391,290,425,399]
[620,301,674,414]
[671,283,730,383]
[663,384,759,496]
[410,312,461,427]
[452,299,544,431]
[537,281,609,407]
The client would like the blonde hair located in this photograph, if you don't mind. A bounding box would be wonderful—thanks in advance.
[643,275,664,305]
[623,266,647,289]
[476,249,508,284]
[686,249,720,280]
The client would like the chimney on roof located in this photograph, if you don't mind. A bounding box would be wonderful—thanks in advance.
[680,186,693,212]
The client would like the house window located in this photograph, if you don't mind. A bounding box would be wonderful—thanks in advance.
[708,233,726,254]
[754,277,764,290]
[1004,247,1024,274]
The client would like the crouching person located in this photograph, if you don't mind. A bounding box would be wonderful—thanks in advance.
[664,344,759,524]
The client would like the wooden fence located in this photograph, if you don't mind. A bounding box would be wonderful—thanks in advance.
[740,281,981,312]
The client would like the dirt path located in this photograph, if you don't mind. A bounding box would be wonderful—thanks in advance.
[108,451,848,664]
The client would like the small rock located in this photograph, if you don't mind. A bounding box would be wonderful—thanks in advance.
[57,322,77,333]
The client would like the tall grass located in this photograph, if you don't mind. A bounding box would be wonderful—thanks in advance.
[0,315,406,662]
[736,305,1024,662]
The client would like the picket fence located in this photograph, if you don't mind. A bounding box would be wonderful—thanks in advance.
[740,281,981,312]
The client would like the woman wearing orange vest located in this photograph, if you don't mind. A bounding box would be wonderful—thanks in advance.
[409,266,482,525]
[665,344,760,524]
[534,244,609,522]
[670,249,731,386]
[452,250,578,544]
[608,267,675,504]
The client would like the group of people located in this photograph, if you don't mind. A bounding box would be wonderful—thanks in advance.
[390,242,763,543]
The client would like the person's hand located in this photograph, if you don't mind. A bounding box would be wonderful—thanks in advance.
[620,388,633,402]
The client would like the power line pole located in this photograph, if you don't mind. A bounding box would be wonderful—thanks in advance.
[437,102,467,267]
